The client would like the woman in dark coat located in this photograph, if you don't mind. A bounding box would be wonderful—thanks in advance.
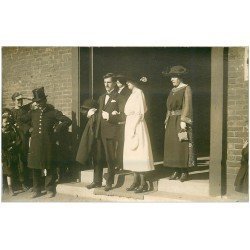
[21,87,72,198]
[162,66,196,182]
[234,140,248,194]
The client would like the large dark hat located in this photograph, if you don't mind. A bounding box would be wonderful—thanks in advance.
[162,65,188,77]
[81,98,98,110]
[32,87,47,102]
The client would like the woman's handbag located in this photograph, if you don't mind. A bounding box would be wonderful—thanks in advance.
[130,134,139,151]
[178,129,189,142]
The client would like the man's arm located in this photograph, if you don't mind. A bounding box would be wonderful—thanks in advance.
[54,110,72,132]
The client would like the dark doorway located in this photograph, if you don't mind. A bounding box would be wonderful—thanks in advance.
[80,47,211,161]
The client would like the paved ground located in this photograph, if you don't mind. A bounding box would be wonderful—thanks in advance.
[1,189,104,202]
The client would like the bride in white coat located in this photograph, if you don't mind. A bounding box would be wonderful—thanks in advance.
[123,77,154,193]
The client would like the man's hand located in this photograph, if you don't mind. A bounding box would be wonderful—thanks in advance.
[87,108,97,118]
[30,102,38,110]
[102,111,109,120]
[180,121,186,130]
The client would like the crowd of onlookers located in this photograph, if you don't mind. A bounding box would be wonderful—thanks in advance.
[2,89,72,198]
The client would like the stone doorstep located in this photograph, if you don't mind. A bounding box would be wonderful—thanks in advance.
[77,159,211,201]
[80,157,210,185]
[56,182,140,202]
[93,185,155,200]
[81,169,210,197]
[157,178,209,197]
[81,169,158,192]
[143,191,243,202]
[56,182,243,202]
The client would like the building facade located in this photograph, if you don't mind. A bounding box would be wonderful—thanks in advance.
[2,47,249,196]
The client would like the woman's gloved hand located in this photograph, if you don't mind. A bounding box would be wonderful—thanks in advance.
[180,121,186,130]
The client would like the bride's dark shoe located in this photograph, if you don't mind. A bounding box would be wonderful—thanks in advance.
[180,172,189,182]
[126,182,139,191]
[169,171,180,180]
[134,183,148,193]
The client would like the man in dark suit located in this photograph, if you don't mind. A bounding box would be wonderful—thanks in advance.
[115,74,131,171]
[87,73,125,191]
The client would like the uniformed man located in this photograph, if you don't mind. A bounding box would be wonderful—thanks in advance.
[11,92,31,191]
[21,87,72,198]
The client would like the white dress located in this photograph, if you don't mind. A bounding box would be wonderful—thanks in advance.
[123,87,154,172]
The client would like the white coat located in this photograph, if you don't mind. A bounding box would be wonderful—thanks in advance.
[123,87,154,172]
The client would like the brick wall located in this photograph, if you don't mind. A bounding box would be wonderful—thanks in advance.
[2,47,73,118]
[227,47,248,173]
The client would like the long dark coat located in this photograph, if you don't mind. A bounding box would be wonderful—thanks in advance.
[21,104,72,170]
[163,85,196,168]
[76,113,97,165]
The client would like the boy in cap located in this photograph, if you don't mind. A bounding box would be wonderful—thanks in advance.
[11,92,31,191]
[2,109,23,195]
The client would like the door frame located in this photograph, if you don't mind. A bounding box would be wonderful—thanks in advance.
[72,47,227,197]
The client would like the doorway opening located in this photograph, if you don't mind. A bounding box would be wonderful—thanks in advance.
[79,47,211,174]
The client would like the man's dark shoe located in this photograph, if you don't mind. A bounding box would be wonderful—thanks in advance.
[86,182,102,189]
[126,182,139,191]
[22,184,29,192]
[44,191,56,198]
[180,172,189,182]
[134,183,148,193]
[104,184,112,191]
[169,172,180,180]
[115,166,122,172]
[31,192,41,199]
[8,186,15,196]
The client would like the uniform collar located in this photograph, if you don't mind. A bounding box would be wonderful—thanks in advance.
[39,105,47,112]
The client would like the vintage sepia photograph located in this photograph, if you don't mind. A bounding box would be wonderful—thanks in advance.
[1,47,249,202]
[0,2,249,250]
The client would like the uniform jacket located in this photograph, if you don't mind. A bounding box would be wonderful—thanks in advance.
[21,104,72,169]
